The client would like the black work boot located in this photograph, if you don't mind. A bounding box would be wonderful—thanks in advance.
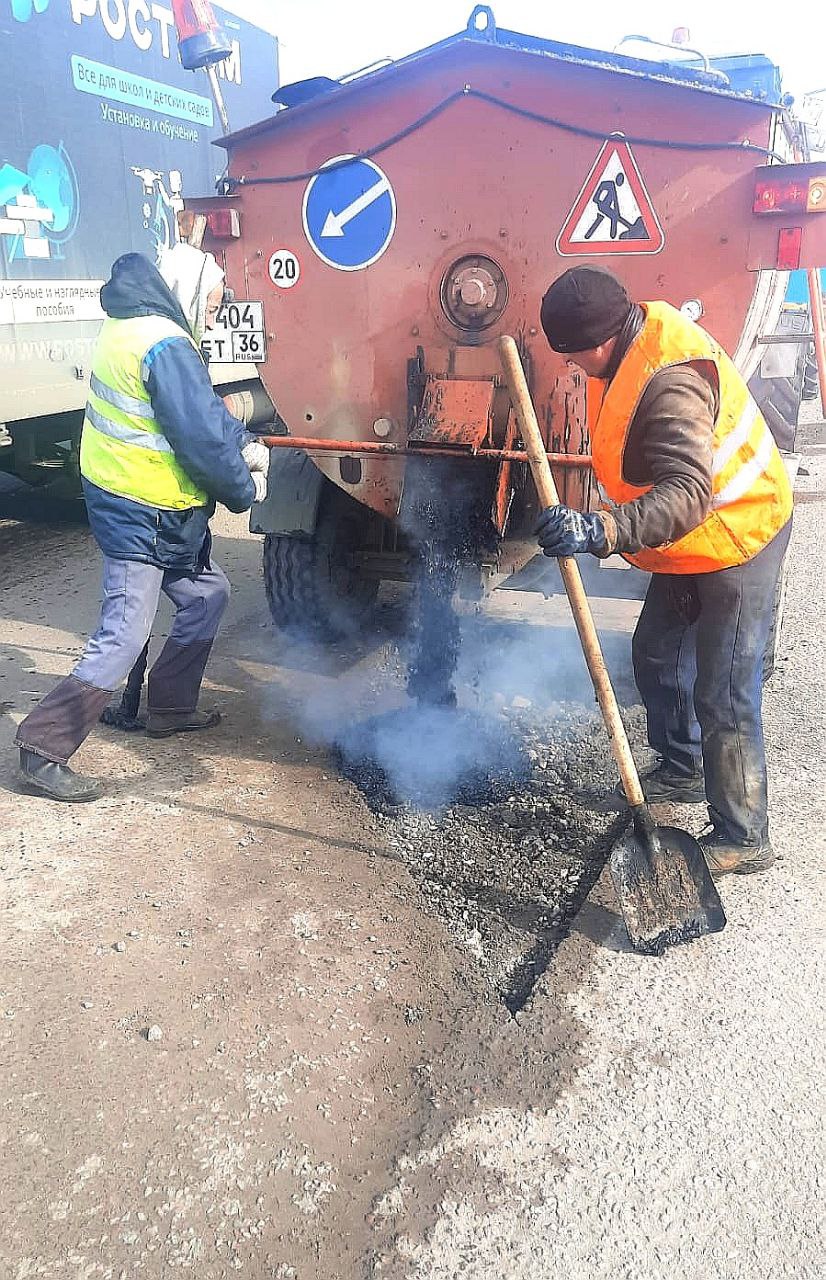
[596,763,705,810]
[612,762,701,803]
[699,826,776,878]
[636,764,706,805]
[146,709,221,738]
[17,749,102,803]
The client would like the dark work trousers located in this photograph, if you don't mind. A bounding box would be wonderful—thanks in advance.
[16,556,230,765]
[632,520,792,845]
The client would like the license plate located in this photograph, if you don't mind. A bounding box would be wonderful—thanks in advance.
[202,300,267,363]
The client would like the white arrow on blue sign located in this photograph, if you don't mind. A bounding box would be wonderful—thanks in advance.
[302,154,396,271]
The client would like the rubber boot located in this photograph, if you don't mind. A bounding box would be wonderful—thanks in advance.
[146,638,219,738]
[18,749,102,802]
[15,675,112,801]
[146,708,221,738]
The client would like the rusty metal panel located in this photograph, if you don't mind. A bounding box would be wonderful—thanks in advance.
[218,37,775,520]
[747,221,826,272]
[409,377,496,449]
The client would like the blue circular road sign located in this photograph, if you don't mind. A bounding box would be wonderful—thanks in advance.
[302,155,396,272]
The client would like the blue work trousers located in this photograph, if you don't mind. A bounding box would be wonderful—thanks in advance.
[16,556,230,763]
[632,521,791,844]
[72,557,230,693]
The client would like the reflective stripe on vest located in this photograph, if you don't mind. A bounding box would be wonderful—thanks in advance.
[589,301,793,574]
[711,397,759,480]
[89,371,155,421]
[80,315,209,512]
[85,400,174,454]
[712,422,776,510]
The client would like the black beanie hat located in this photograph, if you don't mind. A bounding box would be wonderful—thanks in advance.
[540,266,632,353]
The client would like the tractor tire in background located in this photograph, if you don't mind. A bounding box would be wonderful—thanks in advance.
[263,480,380,641]
[748,309,812,452]
[750,368,803,452]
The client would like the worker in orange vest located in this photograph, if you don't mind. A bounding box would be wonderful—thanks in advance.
[538,266,793,878]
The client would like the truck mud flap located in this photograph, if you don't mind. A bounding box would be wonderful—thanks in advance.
[249,449,325,537]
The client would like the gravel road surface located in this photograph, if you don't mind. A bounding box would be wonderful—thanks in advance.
[0,416,822,1279]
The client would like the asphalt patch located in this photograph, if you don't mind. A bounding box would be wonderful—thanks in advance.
[333,705,531,812]
[336,703,644,1010]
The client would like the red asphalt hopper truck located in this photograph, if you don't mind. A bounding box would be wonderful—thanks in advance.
[180,5,826,642]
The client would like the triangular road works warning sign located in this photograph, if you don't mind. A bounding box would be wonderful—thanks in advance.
[557,138,664,256]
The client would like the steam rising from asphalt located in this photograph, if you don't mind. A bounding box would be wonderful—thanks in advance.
[260,457,631,811]
[333,702,530,811]
[330,452,528,809]
[402,455,488,712]
[270,606,606,811]
[262,595,624,811]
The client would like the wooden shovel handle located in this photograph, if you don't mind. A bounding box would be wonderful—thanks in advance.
[498,336,645,808]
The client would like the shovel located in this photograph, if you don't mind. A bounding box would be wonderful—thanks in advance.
[498,336,725,955]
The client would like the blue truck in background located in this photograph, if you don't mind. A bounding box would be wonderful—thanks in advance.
[0,0,278,489]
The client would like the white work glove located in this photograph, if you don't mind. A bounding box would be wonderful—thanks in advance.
[251,471,268,504]
[242,440,270,474]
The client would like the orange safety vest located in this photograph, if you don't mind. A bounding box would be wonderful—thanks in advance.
[587,301,793,574]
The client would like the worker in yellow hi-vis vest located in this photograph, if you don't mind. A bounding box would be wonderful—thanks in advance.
[537,266,793,878]
[15,245,270,803]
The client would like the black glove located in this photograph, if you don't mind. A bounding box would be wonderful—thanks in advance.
[535,505,607,557]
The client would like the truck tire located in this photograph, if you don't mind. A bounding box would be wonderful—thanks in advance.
[262,482,379,641]
[750,375,801,451]
[802,351,818,401]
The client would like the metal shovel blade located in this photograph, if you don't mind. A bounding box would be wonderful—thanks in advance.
[609,818,726,956]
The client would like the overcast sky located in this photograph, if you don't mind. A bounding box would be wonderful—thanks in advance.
[269,0,824,103]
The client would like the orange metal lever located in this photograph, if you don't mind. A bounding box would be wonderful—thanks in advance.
[257,435,591,467]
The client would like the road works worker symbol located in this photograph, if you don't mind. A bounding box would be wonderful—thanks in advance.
[302,155,396,271]
[557,138,664,256]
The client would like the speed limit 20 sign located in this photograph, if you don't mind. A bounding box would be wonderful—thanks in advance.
[201,300,267,364]
[268,249,301,288]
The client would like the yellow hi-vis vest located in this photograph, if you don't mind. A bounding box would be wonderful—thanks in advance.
[588,301,793,574]
[79,315,209,510]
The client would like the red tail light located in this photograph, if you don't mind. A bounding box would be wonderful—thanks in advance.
[206,208,240,239]
[177,206,240,241]
[754,177,811,214]
[754,169,826,215]
[171,0,232,71]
